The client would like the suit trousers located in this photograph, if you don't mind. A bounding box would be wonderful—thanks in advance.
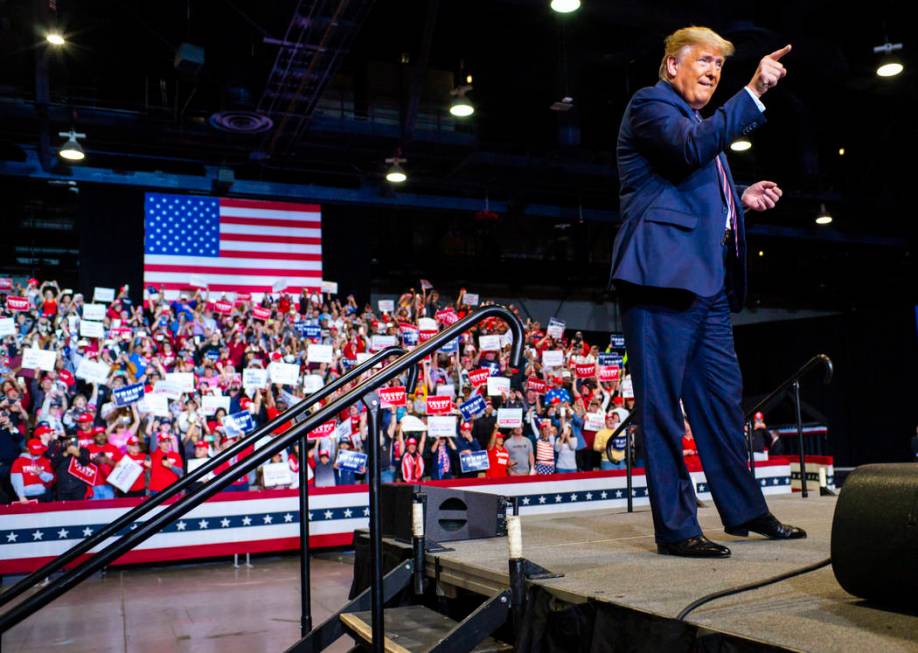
[620,284,767,543]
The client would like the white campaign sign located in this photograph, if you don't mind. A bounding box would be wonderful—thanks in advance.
[93,287,115,303]
[486,376,511,397]
[152,381,184,400]
[82,304,106,321]
[106,455,143,493]
[0,318,15,337]
[499,331,514,348]
[463,293,479,306]
[377,299,394,313]
[242,368,269,389]
[428,416,457,438]
[165,372,195,392]
[417,317,437,332]
[479,335,501,352]
[438,384,456,399]
[202,395,231,416]
[139,392,170,416]
[307,344,333,364]
[496,408,523,429]
[187,457,215,482]
[303,374,324,393]
[268,362,300,386]
[262,462,293,487]
[79,320,105,339]
[585,412,606,432]
[22,348,56,372]
[371,335,397,350]
[542,350,564,368]
[76,358,111,385]
[321,280,338,294]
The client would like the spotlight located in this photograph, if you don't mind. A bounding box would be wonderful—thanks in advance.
[873,42,904,77]
[46,32,65,46]
[838,147,845,156]
[730,138,752,152]
[550,0,581,13]
[757,250,764,257]
[815,203,833,225]
[58,130,86,161]
[449,85,474,118]
[385,155,407,184]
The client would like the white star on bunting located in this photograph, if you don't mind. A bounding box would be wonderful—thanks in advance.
[242,516,252,526]
[176,521,187,531]
[324,510,333,519]
[522,497,531,505]
[198,520,209,530]
[284,513,294,523]
[32,531,43,540]
[6,533,18,542]
[220,518,231,528]
[343,509,353,518]
[263,515,273,524]
[82,527,93,537]
[57,529,69,539]
[538,496,546,504]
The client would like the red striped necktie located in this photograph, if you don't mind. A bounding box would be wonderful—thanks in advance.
[695,111,739,255]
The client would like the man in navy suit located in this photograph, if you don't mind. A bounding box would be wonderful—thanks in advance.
[612,27,805,557]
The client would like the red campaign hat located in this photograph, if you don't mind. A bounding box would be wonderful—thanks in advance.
[28,278,39,286]
[239,397,252,409]
[540,419,552,429]
[612,396,624,406]
[553,376,564,385]
[92,426,106,435]
[157,433,173,442]
[406,437,418,446]
[126,436,139,446]
[460,422,472,431]
[76,412,94,424]
[33,424,53,438]
[194,440,209,448]
[318,449,330,457]
[27,439,47,455]
[270,351,282,361]
[58,369,75,386]
[754,411,765,421]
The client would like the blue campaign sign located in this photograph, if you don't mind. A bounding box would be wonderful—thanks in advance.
[224,410,255,437]
[610,333,626,350]
[599,352,624,367]
[401,329,419,347]
[113,382,145,407]
[304,325,322,339]
[336,450,367,472]
[459,450,490,473]
[439,338,459,354]
[459,395,487,421]
[483,361,501,376]
[205,349,220,362]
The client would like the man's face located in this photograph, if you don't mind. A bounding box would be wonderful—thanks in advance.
[668,44,724,110]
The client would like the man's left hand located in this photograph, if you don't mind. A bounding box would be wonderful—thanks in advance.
[742,181,783,212]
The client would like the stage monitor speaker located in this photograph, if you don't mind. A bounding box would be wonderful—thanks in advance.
[830,463,918,608]
[381,484,507,544]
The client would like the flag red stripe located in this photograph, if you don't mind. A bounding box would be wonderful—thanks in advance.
[220,234,322,245]
[219,198,322,212]
[219,216,322,229]
[219,250,322,261]
[145,264,321,277]
[154,282,320,292]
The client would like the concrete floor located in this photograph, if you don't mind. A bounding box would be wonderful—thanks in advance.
[3,553,357,653]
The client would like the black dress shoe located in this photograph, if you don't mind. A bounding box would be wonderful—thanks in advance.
[725,512,807,539]
[657,535,731,558]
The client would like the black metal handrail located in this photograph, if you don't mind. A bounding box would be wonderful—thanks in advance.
[744,354,833,420]
[0,305,524,637]
[0,346,413,611]
[606,354,834,501]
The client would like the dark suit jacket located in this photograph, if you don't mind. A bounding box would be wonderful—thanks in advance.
[610,80,764,311]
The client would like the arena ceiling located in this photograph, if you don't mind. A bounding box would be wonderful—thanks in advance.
[0,0,913,307]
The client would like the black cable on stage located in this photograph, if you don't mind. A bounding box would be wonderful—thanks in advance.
[676,557,832,621]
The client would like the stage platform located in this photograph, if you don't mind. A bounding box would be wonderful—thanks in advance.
[393,495,915,652]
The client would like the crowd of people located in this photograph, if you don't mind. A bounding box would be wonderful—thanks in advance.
[0,277,654,505]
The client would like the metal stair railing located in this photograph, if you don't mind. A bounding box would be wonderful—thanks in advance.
[0,305,524,642]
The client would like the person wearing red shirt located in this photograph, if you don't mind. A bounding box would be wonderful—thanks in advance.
[10,439,55,503]
[147,434,183,493]
[121,436,148,497]
[486,430,511,478]
[400,437,425,482]
[214,434,254,491]
[87,428,121,499]
[74,412,96,448]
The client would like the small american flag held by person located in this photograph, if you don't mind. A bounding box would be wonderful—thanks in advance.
[143,193,322,296]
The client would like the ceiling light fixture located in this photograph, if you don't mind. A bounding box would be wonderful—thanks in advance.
[730,138,752,152]
[46,31,65,46]
[449,85,474,118]
[550,0,581,14]
[874,42,904,77]
[815,203,833,225]
[58,130,86,161]
[385,153,407,184]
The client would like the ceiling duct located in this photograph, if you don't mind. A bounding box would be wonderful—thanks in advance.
[209,84,274,134]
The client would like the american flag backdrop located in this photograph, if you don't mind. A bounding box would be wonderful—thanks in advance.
[143,193,322,295]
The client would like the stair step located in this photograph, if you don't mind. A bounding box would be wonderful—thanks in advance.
[340,605,511,653]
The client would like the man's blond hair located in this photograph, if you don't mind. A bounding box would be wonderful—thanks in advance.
[659,26,735,81]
